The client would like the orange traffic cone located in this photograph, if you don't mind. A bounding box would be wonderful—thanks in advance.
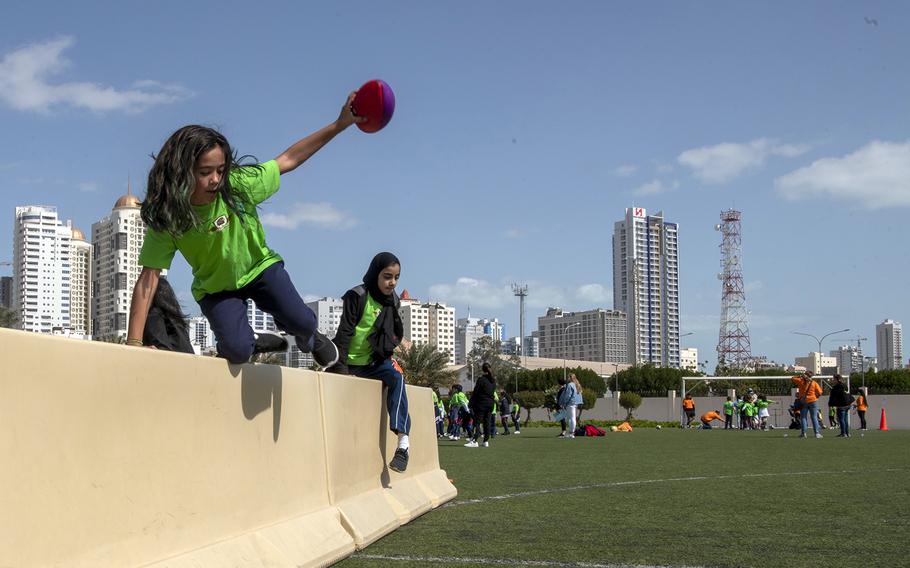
[879,408,889,431]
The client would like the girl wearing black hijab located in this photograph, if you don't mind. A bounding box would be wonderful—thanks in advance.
[330,252,411,472]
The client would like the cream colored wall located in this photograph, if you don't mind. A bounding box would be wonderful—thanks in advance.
[0,328,455,567]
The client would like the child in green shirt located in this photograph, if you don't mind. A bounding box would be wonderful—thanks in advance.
[330,252,411,472]
[128,91,365,367]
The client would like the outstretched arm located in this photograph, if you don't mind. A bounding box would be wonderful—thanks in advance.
[127,267,161,346]
[274,92,366,175]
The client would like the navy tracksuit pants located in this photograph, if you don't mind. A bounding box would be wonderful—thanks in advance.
[198,262,317,364]
[349,359,411,435]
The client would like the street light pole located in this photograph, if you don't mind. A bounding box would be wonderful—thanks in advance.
[791,328,850,374]
[562,322,581,383]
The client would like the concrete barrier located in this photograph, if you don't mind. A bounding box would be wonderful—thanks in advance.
[0,328,455,567]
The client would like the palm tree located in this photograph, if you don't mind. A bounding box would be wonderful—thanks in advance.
[395,342,457,389]
[0,306,18,329]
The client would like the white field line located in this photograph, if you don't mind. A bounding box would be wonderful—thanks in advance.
[443,468,905,509]
[352,553,711,568]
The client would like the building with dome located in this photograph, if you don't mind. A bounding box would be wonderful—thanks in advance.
[69,226,93,337]
[91,184,156,340]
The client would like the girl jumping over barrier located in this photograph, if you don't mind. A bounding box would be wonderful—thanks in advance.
[128,92,365,368]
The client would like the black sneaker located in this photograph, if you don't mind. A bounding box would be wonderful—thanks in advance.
[389,448,409,472]
[253,331,288,354]
[311,331,339,370]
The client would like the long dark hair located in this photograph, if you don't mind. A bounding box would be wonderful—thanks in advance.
[142,125,258,236]
[151,278,188,328]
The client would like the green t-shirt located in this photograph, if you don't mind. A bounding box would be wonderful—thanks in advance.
[723,401,735,415]
[138,160,282,301]
[452,392,468,407]
[346,292,384,366]
[756,400,771,410]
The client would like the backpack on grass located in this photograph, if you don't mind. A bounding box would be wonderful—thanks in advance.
[584,424,606,437]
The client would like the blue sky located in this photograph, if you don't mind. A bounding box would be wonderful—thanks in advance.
[1,1,908,369]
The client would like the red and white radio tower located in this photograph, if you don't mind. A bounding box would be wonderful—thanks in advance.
[715,209,752,371]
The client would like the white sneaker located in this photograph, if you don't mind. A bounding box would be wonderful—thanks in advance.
[815,433,823,439]
[482,441,489,447]
[464,441,479,448]
[514,430,521,434]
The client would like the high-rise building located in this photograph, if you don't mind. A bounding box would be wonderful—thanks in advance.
[613,207,680,367]
[91,189,149,340]
[537,307,628,363]
[287,297,344,369]
[12,206,72,334]
[247,298,276,332]
[0,276,12,309]
[69,226,92,338]
[876,320,903,370]
[399,290,456,364]
[502,332,540,358]
[523,331,540,358]
[832,345,864,376]
[188,315,215,355]
[454,316,506,364]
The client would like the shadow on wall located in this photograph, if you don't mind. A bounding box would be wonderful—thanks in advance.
[379,398,390,488]
[236,364,283,442]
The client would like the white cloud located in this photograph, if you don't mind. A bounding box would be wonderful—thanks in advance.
[427,278,611,312]
[0,37,191,113]
[745,280,764,293]
[260,202,357,230]
[775,140,910,209]
[428,278,517,310]
[77,181,99,192]
[575,283,611,303]
[678,138,810,184]
[505,228,523,239]
[656,163,675,174]
[613,164,638,177]
[633,179,679,196]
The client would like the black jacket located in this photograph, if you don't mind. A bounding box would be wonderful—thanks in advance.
[331,285,402,373]
[143,306,194,354]
[828,383,854,408]
[470,373,497,411]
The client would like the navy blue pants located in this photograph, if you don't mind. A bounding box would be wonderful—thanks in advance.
[349,359,411,435]
[198,262,317,364]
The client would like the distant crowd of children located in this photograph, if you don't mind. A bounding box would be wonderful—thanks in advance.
[431,380,522,446]
[682,372,870,439]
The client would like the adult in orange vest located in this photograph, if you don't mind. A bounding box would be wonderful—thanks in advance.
[854,389,869,430]
[792,371,824,438]
[700,410,725,429]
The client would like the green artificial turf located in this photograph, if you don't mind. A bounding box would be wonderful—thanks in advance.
[339,427,910,568]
